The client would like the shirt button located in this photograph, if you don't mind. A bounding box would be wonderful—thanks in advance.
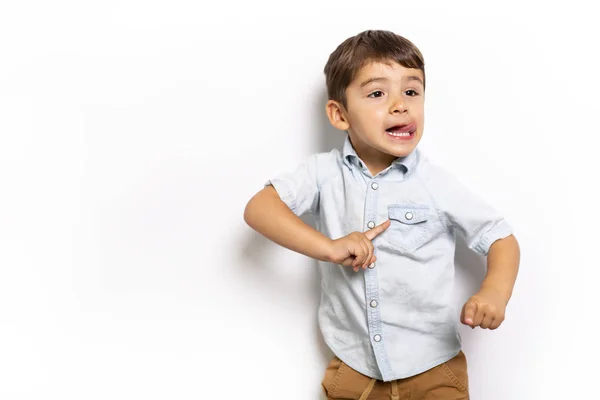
[370,300,378,308]
[368,262,376,269]
[405,212,414,220]
[367,221,375,229]
[373,334,382,342]
[371,182,379,190]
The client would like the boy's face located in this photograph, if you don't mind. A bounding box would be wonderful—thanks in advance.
[327,60,425,165]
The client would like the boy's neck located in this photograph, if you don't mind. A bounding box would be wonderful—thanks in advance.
[349,136,398,176]
[363,157,395,177]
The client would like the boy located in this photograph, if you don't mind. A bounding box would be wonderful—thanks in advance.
[244,30,520,400]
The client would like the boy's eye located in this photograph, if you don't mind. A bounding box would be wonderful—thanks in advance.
[368,91,384,98]
[405,89,419,96]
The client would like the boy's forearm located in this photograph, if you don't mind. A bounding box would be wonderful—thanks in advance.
[244,186,333,262]
[480,234,520,303]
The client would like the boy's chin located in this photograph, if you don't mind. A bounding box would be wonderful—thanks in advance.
[387,145,418,158]
[382,136,420,153]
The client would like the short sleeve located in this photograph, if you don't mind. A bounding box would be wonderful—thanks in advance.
[264,154,320,217]
[428,167,513,256]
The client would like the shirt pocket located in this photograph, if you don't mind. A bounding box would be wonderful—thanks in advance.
[387,204,434,252]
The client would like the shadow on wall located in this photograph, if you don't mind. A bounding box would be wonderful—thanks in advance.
[236,89,344,370]
[310,89,346,367]
[235,88,343,372]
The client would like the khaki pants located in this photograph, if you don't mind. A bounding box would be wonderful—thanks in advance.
[321,351,469,400]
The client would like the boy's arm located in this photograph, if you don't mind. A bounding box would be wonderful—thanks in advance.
[482,234,520,301]
[425,166,519,329]
[244,185,333,262]
[244,185,389,269]
[461,234,521,330]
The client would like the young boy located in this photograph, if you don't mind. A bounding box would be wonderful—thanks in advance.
[244,30,520,400]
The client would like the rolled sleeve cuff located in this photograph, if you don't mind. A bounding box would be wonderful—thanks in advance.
[473,220,513,255]
[264,179,297,214]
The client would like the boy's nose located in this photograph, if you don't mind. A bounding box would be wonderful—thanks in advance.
[389,98,407,114]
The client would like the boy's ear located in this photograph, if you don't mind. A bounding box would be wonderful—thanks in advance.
[326,100,350,131]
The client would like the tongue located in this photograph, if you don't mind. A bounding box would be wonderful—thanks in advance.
[388,123,414,133]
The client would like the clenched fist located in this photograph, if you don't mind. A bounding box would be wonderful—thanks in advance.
[460,287,509,330]
[327,220,391,272]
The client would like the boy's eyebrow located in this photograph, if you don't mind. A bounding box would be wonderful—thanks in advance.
[359,75,424,87]
[360,77,388,87]
[404,75,424,85]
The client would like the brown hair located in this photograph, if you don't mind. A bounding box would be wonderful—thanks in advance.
[324,30,425,109]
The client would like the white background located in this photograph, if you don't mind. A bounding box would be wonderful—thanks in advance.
[1,1,599,399]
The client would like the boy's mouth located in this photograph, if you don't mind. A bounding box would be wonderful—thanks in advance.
[385,123,417,140]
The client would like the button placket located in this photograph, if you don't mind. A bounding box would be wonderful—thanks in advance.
[362,177,391,378]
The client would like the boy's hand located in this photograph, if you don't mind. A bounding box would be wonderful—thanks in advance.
[460,287,509,330]
[327,220,391,272]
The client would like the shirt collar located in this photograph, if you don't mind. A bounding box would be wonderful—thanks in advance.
[342,135,419,174]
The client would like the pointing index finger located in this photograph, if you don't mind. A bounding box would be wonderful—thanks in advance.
[364,219,391,241]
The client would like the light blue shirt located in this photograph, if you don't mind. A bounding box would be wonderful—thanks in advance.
[266,136,513,381]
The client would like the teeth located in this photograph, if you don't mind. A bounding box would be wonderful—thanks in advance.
[386,130,412,137]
